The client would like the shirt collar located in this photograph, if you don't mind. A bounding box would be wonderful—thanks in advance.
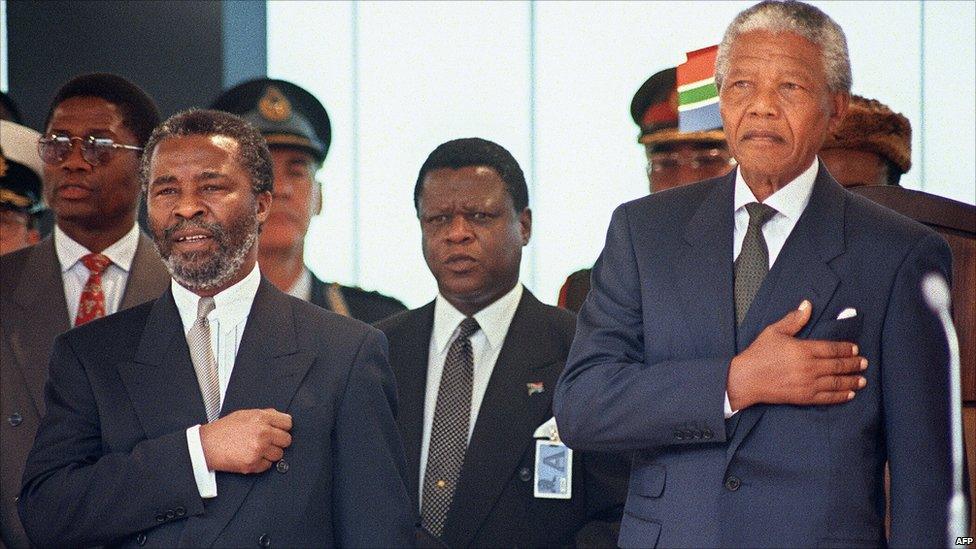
[54,223,141,273]
[286,268,313,301]
[733,157,819,221]
[432,282,524,356]
[172,263,262,333]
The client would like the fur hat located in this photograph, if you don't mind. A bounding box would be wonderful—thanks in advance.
[823,95,911,174]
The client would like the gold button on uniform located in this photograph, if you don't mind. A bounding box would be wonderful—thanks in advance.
[436,479,446,489]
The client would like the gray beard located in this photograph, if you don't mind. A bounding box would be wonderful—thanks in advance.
[162,227,258,292]
[152,203,260,292]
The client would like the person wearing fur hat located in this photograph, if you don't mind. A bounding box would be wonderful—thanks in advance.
[0,120,45,255]
[819,94,912,187]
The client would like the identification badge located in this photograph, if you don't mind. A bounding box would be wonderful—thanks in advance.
[533,417,572,499]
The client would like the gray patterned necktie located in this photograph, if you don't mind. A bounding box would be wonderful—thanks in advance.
[187,296,221,422]
[735,202,778,325]
[421,317,481,538]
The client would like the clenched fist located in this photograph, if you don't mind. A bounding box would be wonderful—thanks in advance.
[200,408,293,474]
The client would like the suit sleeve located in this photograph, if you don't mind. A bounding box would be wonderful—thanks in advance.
[881,232,958,547]
[332,328,415,547]
[17,335,203,548]
[554,203,729,453]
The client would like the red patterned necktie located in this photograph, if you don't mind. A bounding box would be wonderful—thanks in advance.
[74,253,112,326]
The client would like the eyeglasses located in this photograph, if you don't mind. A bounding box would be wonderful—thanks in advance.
[37,134,143,167]
[647,148,736,174]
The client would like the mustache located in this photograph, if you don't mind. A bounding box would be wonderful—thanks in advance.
[161,218,227,243]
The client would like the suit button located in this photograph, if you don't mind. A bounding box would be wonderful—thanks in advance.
[137,533,147,546]
[276,459,289,473]
[165,509,175,520]
[258,533,271,547]
[674,431,684,440]
[155,513,165,522]
[691,429,702,439]
[725,476,741,491]
[518,467,531,482]
[175,506,186,517]
[683,430,695,439]
[702,428,713,440]
[7,413,22,427]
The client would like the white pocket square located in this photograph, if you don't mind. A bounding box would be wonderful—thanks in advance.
[836,307,857,320]
[533,417,559,440]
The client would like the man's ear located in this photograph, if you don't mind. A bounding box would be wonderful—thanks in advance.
[519,208,532,246]
[312,179,323,216]
[256,190,273,224]
[827,91,850,135]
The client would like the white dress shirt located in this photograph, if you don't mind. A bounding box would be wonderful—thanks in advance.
[284,267,313,301]
[418,283,523,505]
[725,158,818,417]
[175,264,261,498]
[55,223,140,322]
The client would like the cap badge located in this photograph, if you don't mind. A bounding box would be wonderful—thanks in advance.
[258,85,292,122]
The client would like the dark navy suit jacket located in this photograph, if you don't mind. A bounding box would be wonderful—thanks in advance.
[554,165,955,548]
[18,278,415,548]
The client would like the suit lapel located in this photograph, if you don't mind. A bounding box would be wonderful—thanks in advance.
[117,289,208,438]
[392,302,435,511]
[726,167,847,464]
[190,279,312,548]
[119,232,169,309]
[443,291,562,549]
[9,238,71,415]
[675,176,738,361]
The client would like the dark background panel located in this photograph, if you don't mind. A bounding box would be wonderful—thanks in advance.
[6,0,266,131]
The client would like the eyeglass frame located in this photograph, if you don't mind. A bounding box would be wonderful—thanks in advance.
[37,134,144,167]
[646,147,737,175]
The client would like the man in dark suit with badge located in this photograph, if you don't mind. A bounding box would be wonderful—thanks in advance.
[377,138,626,548]
[211,78,406,323]
[18,109,413,548]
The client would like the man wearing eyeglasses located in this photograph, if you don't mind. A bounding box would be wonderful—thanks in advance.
[0,73,169,549]
[558,65,733,313]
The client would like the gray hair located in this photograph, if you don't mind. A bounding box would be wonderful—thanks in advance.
[140,109,274,195]
[715,0,852,94]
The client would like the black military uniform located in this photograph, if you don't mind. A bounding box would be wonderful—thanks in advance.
[212,79,405,323]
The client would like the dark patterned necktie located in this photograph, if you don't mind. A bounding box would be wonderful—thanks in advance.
[734,202,778,325]
[74,253,112,326]
[421,317,481,538]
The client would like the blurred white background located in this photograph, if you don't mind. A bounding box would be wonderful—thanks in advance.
[266,0,975,308]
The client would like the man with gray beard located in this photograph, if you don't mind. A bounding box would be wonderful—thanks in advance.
[18,109,414,548]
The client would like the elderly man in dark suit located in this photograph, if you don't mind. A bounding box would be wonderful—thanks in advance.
[1,73,170,549]
[555,1,956,547]
[18,109,413,548]
[377,138,626,548]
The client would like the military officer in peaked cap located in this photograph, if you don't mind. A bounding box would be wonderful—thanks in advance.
[0,119,45,255]
[211,78,406,323]
[558,66,735,312]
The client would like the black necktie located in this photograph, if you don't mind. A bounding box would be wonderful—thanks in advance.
[421,317,481,538]
[735,202,778,325]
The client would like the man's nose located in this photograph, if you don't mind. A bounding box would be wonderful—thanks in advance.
[60,139,91,172]
[445,215,474,243]
[172,192,206,219]
[747,85,779,118]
